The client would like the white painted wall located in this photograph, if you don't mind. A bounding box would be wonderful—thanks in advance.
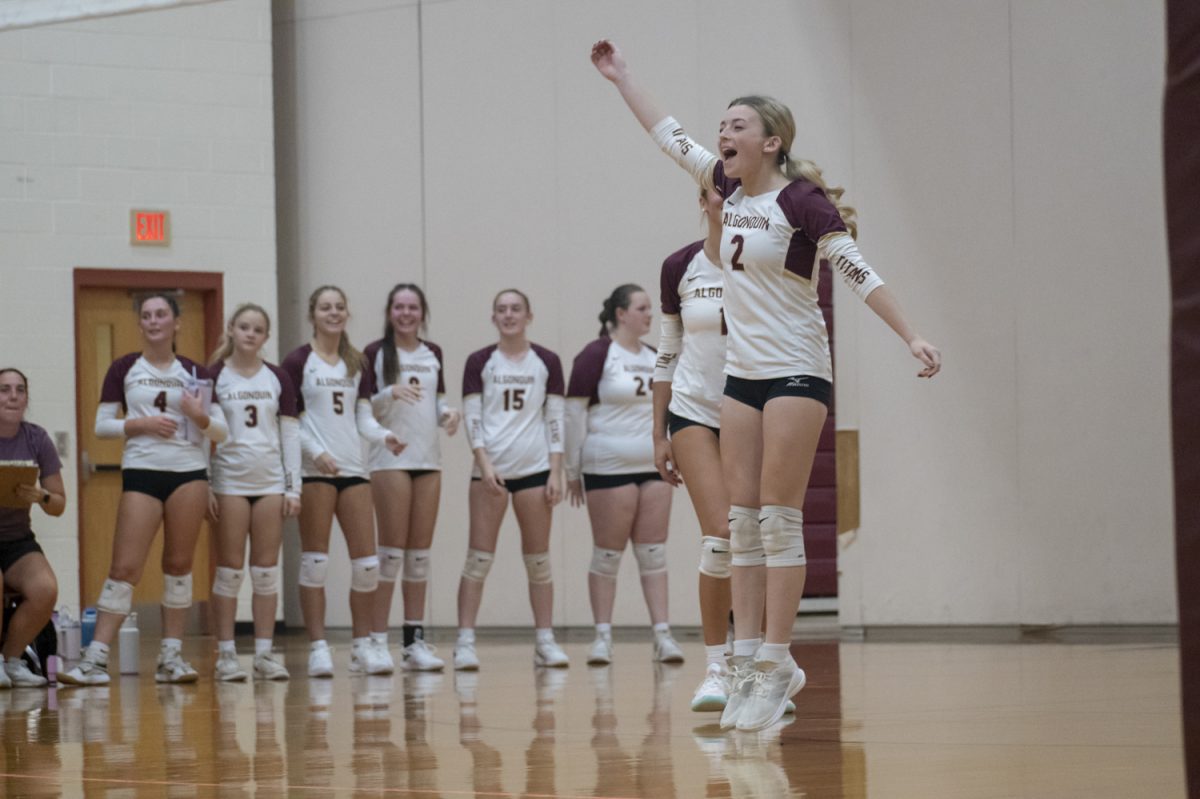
[0,0,277,614]
[281,0,1170,629]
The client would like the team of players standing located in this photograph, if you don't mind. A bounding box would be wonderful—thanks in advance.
[7,40,943,736]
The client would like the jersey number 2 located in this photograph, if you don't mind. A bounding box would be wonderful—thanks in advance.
[730,234,746,271]
[633,377,649,396]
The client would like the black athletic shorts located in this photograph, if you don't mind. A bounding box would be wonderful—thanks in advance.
[0,533,43,574]
[582,472,663,490]
[302,476,370,492]
[667,411,720,438]
[723,375,832,411]
[122,469,208,503]
[472,470,550,494]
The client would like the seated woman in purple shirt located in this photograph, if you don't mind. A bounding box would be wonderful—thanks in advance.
[0,368,64,689]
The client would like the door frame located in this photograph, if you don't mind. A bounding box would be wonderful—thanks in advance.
[72,268,223,601]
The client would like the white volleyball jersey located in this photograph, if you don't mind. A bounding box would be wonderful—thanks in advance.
[281,344,388,479]
[658,240,726,428]
[363,338,446,472]
[462,343,564,480]
[97,353,220,472]
[649,116,885,381]
[209,361,301,497]
[566,336,657,478]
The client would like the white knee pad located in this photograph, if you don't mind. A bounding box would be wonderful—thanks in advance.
[760,505,806,566]
[351,555,381,592]
[523,552,552,585]
[403,548,431,582]
[298,551,330,588]
[633,542,668,576]
[589,546,623,578]
[211,566,245,599]
[162,573,193,609]
[729,505,766,567]
[461,548,494,582]
[698,536,733,579]
[97,578,134,616]
[378,546,405,583]
[250,565,280,595]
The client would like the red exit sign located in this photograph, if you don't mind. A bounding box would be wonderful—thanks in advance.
[130,210,170,246]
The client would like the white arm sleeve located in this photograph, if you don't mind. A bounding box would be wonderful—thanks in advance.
[356,398,390,445]
[654,314,684,383]
[820,232,885,301]
[202,403,228,444]
[649,116,721,192]
[370,386,393,418]
[543,394,565,455]
[281,416,301,498]
[464,394,484,451]
[297,415,322,461]
[564,398,588,481]
[94,402,125,438]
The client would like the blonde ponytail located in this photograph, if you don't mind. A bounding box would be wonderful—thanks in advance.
[784,156,857,239]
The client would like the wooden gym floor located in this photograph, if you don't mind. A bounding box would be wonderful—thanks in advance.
[0,626,1184,798]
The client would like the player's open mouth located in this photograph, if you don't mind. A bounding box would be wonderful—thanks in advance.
[722,148,737,160]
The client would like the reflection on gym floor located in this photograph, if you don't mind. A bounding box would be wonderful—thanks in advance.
[0,634,1185,797]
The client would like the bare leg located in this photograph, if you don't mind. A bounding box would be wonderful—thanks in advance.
[370,470,413,632]
[0,553,57,658]
[457,482,507,629]
[213,495,252,643]
[720,397,765,645]
[160,480,209,640]
[584,484,638,625]
[401,473,441,622]
[248,495,285,641]
[670,425,732,647]
[629,480,673,626]
[334,483,377,639]
[511,487,554,629]
[298,482,337,642]
[759,397,826,645]
[92,492,164,646]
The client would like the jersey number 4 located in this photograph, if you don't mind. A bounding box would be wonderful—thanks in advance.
[153,390,168,412]
[503,389,526,411]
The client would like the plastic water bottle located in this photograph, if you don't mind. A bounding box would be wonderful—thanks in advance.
[80,607,97,648]
[118,613,139,675]
[58,606,81,661]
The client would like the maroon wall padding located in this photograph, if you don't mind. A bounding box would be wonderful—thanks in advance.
[805,259,838,596]
[1165,2,1200,795]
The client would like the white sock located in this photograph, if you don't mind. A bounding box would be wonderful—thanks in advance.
[457,628,475,644]
[733,638,762,658]
[595,623,612,637]
[370,631,388,645]
[535,628,555,645]
[254,638,272,656]
[653,622,671,636]
[217,640,236,655]
[352,636,370,649]
[705,645,727,667]
[161,637,182,651]
[404,619,423,627]
[310,639,329,652]
[756,642,790,664]
[86,641,110,662]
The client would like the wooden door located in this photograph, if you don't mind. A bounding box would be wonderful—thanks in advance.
[75,275,221,615]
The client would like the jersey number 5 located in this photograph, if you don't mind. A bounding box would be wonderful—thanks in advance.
[332,392,344,415]
[503,389,526,411]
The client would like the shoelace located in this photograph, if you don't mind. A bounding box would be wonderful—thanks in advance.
[744,668,773,698]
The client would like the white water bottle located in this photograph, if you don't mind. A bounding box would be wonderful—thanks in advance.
[118,613,139,674]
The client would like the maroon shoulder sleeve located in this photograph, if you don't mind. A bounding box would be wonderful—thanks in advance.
[207,360,226,402]
[532,344,565,396]
[777,180,847,241]
[358,356,378,399]
[362,339,382,381]
[462,346,494,397]
[100,353,139,410]
[713,160,740,200]
[661,240,706,314]
[568,337,611,405]
[266,362,299,418]
[425,341,447,394]
[280,346,311,414]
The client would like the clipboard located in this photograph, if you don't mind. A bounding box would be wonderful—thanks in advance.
[0,459,39,509]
